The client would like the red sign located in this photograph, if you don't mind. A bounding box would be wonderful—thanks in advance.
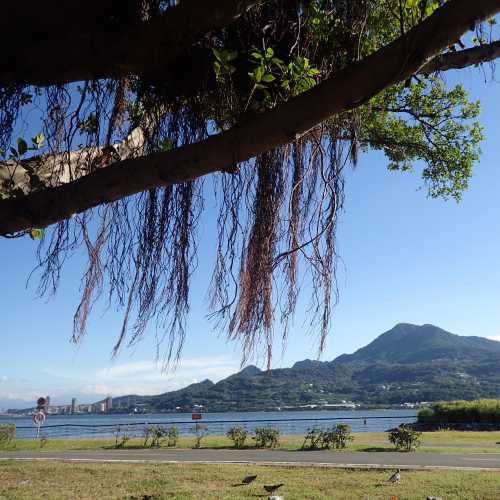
[191,413,202,420]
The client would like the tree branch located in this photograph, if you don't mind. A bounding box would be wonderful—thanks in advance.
[420,40,500,73]
[1,0,499,235]
[1,0,263,87]
[0,128,146,195]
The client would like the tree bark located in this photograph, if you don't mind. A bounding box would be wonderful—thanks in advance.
[420,40,500,73]
[1,0,500,235]
[1,0,263,87]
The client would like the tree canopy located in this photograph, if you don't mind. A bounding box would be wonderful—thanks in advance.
[1,0,500,366]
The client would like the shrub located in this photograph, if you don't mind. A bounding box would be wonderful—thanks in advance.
[113,425,131,448]
[417,399,500,428]
[40,435,49,449]
[167,425,180,447]
[388,424,422,452]
[193,424,208,448]
[226,426,248,448]
[143,425,167,448]
[151,425,168,447]
[0,424,15,448]
[302,424,353,450]
[331,423,353,449]
[417,407,435,423]
[254,426,280,448]
[302,427,324,450]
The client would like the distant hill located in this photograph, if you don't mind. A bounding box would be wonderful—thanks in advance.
[110,323,500,412]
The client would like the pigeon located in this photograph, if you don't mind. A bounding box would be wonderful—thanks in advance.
[427,497,443,500]
[264,483,284,494]
[388,469,401,483]
[241,474,258,485]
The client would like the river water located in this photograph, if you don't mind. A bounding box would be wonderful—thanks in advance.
[0,409,417,439]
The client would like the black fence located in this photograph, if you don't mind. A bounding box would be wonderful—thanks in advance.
[14,414,417,440]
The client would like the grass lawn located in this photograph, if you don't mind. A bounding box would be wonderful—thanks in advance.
[1,461,500,499]
[3,430,500,454]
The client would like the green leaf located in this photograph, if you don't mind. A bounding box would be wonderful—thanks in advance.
[254,66,265,83]
[212,48,222,61]
[265,47,274,58]
[261,74,276,83]
[251,52,263,60]
[17,138,28,156]
[226,50,238,62]
[29,228,45,240]
[32,133,45,148]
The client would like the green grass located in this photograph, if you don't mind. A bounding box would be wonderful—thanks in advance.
[2,430,500,454]
[1,461,500,499]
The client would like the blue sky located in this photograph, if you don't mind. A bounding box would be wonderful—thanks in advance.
[2,68,500,409]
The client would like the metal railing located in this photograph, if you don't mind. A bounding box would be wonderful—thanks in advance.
[13,414,417,440]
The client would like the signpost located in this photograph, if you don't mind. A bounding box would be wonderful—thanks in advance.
[32,411,46,439]
[33,397,48,440]
[191,405,202,421]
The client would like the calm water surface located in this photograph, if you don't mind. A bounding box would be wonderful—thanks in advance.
[1,409,417,439]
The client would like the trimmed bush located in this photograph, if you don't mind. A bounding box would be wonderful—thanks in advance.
[167,425,180,447]
[302,424,353,450]
[0,424,15,448]
[143,424,168,448]
[331,423,353,449]
[417,399,500,427]
[226,426,248,448]
[254,426,280,448]
[388,424,422,452]
[302,427,324,450]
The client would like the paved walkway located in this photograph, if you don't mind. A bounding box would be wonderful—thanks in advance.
[2,448,500,470]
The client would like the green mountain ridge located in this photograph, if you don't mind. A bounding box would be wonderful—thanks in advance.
[111,323,500,412]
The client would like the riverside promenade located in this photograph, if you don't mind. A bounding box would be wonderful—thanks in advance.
[2,448,500,470]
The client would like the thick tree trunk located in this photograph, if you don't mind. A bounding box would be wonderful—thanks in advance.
[1,0,500,235]
[1,0,263,87]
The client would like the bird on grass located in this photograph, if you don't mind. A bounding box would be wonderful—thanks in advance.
[241,474,258,485]
[264,483,284,494]
[388,469,401,483]
[232,474,258,487]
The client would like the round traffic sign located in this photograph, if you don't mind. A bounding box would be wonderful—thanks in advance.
[32,411,46,426]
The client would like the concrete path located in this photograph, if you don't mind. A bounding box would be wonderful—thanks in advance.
[2,448,500,470]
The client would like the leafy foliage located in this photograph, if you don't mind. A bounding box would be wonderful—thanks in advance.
[167,425,180,447]
[143,424,167,448]
[253,426,280,448]
[364,78,482,200]
[226,425,248,448]
[302,423,353,449]
[0,424,15,448]
[388,424,422,452]
[418,399,500,426]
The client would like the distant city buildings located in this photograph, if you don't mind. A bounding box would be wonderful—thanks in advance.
[105,396,113,412]
[4,394,122,416]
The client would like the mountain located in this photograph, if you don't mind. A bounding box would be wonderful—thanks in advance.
[336,323,500,364]
[110,323,500,412]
